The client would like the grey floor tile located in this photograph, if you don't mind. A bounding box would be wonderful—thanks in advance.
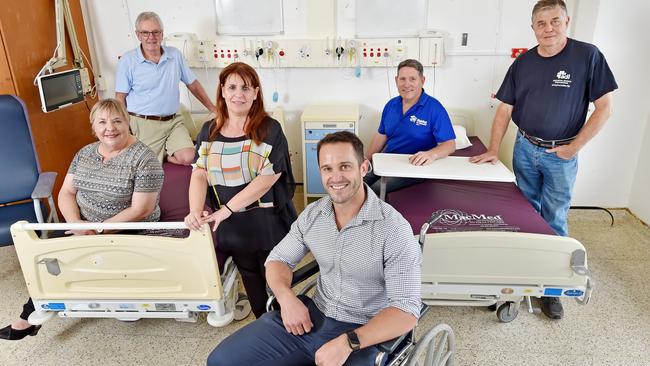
[452,348,594,366]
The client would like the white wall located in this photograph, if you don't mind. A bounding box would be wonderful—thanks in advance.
[570,0,650,207]
[80,0,648,209]
[629,111,650,223]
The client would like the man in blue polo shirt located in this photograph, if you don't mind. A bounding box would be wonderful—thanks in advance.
[364,59,456,195]
[470,0,617,319]
[115,11,216,165]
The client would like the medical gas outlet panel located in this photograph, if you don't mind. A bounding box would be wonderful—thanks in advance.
[165,37,442,68]
[301,104,359,206]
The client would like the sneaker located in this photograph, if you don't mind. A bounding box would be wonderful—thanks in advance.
[540,297,564,319]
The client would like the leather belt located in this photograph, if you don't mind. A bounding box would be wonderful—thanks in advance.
[519,129,574,148]
[128,112,176,121]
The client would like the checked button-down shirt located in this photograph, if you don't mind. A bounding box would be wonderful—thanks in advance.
[266,185,422,324]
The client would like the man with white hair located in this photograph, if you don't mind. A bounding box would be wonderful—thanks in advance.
[115,11,216,165]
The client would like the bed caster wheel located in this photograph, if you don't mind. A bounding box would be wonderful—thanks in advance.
[28,310,55,326]
[207,310,234,327]
[497,302,519,323]
[234,293,252,321]
[116,317,140,322]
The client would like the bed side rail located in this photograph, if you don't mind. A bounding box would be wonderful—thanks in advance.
[16,221,187,232]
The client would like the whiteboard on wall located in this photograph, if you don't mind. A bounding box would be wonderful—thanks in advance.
[215,0,284,35]
[355,0,426,37]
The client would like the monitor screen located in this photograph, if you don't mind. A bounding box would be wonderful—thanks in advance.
[37,69,85,113]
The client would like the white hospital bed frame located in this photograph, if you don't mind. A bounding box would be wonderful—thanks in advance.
[10,221,248,327]
[417,219,592,322]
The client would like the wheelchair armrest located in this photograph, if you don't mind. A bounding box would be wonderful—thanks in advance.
[266,260,320,312]
[31,172,57,199]
[376,303,426,354]
[376,330,413,354]
[291,260,319,287]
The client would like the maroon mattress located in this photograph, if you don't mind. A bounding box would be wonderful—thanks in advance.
[389,137,555,236]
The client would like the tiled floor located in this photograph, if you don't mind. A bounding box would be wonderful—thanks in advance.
[1,207,649,365]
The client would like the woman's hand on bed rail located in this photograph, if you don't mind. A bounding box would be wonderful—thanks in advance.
[184,210,211,231]
[469,150,499,164]
[202,207,233,232]
[64,220,99,236]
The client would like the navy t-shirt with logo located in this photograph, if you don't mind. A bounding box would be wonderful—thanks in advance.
[378,90,455,154]
[496,38,617,140]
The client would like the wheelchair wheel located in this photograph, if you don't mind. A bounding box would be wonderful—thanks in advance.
[234,293,252,321]
[496,302,519,323]
[406,323,455,366]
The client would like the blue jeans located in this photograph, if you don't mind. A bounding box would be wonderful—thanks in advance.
[513,133,578,237]
[207,296,384,366]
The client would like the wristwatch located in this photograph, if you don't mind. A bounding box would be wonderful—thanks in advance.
[345,330,360,352]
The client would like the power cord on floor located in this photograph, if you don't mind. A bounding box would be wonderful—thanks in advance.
[570,206,614,226]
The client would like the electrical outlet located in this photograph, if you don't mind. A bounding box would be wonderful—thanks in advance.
[197,42,209,62]
[95,75,106,91]
[79,67,92,94]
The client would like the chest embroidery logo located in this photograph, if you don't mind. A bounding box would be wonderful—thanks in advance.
[409,115,428,126]
[552,70,572,88]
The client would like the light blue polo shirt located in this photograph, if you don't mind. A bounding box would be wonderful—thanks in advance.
[378,90,455,154]
[115,45,196,116]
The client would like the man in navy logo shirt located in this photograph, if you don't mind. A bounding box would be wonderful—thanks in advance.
[471,0,617,320]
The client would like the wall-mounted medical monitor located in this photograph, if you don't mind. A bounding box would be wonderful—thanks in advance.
[37,68,85,113]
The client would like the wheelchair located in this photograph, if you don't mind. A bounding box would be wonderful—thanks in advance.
[266,261,456,366]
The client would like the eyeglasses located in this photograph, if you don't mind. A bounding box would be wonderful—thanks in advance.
[138,30,162,38]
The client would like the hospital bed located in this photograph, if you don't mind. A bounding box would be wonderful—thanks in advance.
[382,136,593,322]
[10,221,246,327]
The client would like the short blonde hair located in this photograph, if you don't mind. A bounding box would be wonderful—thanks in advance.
[89,98,129,125]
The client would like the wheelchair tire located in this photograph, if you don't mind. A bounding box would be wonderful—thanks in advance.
[496,302,519,323]
[233,293,252,321]
[406,323,455,366]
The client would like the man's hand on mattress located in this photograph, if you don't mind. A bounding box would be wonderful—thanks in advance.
[409,151,437,166]
[184,210,210,230]
[279,295,313,336]
[314,334,352,366]
[469,150,499,164]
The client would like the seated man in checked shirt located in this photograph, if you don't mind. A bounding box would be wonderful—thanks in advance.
[207,131,422,366]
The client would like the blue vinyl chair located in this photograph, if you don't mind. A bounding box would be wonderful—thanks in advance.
[0,95,59,246]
